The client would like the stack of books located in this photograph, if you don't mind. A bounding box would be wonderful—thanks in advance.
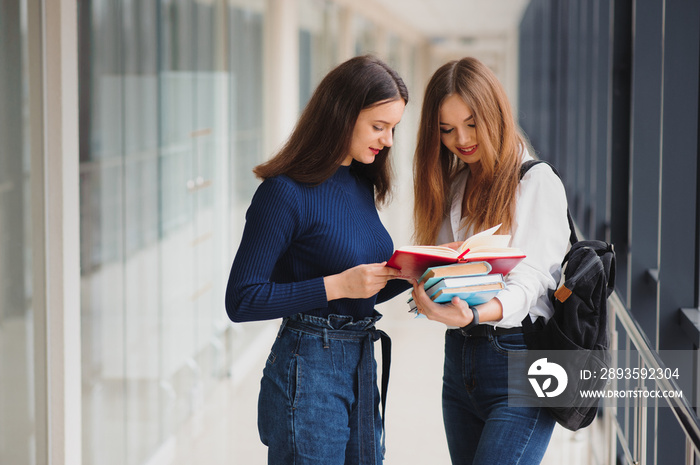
[407,261,505,314]
[385,223,525,315]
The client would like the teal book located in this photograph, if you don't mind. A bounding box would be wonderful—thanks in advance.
[425,273,504,298]
[430,282,504,304]
[418,261,492,289]
[408,277,505,313]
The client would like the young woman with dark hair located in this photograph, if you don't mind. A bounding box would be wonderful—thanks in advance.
[225,55,410,465]
[410,57,570,464]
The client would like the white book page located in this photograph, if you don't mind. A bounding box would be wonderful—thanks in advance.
[397,245,459,258]
[456,224,511,255]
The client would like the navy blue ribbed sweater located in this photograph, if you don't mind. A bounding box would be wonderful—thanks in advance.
[225,164,410,322]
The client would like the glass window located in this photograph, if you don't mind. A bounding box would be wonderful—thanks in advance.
[386,33,402,71]
[228,4,265,211]
[298,0,339,110]
[78,0,265,463]
[0,1,37,463]
[354,15,376,55]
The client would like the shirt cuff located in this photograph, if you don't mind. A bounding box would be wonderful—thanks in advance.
[494,289,526,328]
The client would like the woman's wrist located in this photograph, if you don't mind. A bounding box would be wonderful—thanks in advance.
[461,306,480,330]
[466,298,503,326]
[323,274,342,301]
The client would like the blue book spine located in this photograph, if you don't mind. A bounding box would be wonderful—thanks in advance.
[425,274,504,298]
[431,288,502,306]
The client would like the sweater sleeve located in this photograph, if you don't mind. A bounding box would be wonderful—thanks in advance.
[376,278,412,303]
[494,164,570,327]
[225,177,328,322]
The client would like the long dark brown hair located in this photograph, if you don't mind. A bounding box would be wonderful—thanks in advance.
[254,55,409,205]
[413,57,527,244]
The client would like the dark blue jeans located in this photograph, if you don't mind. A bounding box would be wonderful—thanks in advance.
[258,312,389,465]
[442,328,555,465]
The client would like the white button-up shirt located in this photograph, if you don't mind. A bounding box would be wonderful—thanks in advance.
[436,152,571,328]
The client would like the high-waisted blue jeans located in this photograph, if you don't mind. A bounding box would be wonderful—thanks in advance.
[258,312,390,465]
[442,328,555,465]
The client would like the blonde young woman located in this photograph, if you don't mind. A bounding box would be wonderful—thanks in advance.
[410,57,570,464]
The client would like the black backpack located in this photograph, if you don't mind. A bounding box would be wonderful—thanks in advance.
[519,160,616,431]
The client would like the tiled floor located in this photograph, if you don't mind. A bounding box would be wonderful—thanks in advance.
[166,297,595,464]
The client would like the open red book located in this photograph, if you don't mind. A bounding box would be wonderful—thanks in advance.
[386,224,526,280]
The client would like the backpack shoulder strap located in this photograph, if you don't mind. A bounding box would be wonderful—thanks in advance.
[519,159,578,245]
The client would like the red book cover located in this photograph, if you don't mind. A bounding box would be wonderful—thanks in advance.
[386,251,525,280]
[386,224,525,280]
[386,250,461,280]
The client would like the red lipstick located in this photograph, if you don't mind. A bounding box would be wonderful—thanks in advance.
[457,145,478,156]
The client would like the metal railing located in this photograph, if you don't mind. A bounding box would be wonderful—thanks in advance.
[562,215,700,464]
[602,290,700,465]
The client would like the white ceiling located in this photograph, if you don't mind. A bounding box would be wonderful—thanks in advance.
[372,0,531,43]
[365,0,532,109]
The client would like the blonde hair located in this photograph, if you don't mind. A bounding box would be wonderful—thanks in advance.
[413,57,528,244]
